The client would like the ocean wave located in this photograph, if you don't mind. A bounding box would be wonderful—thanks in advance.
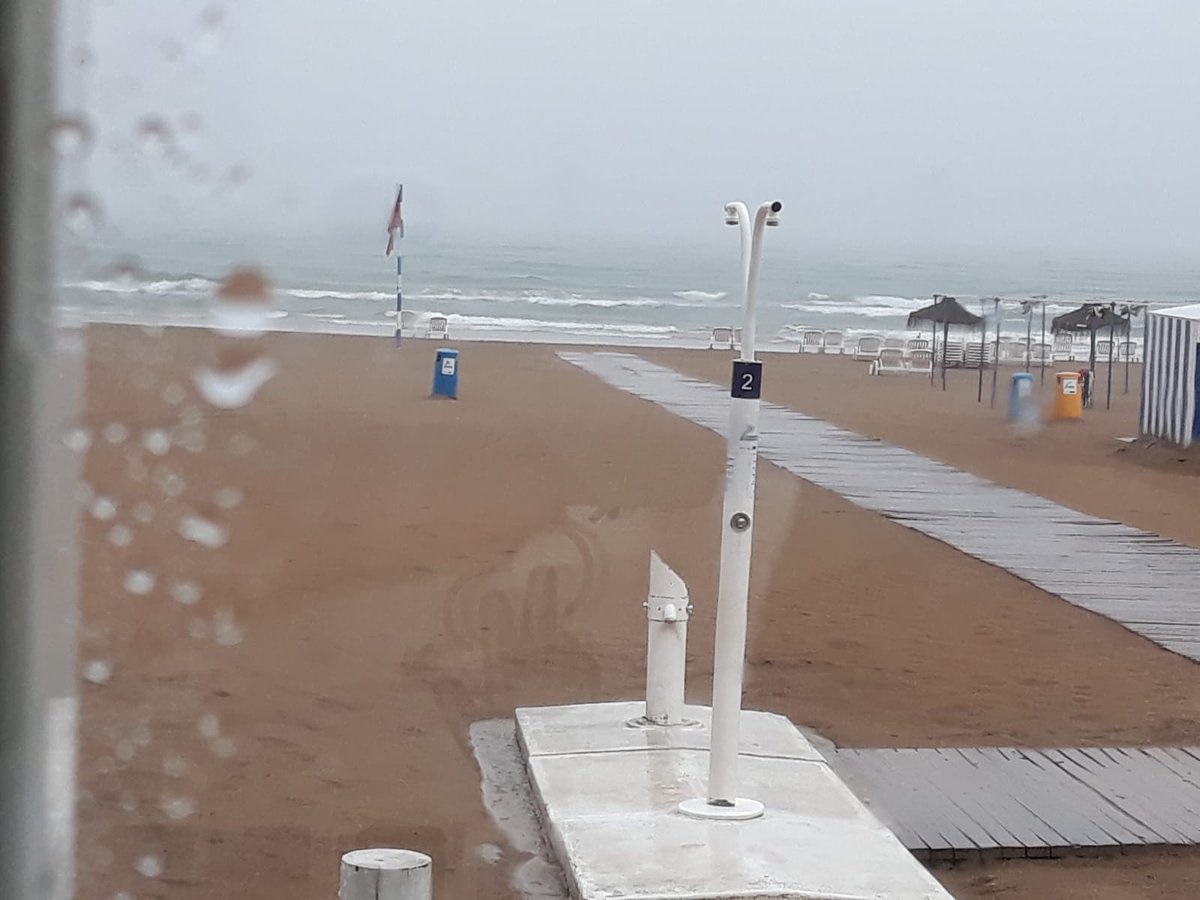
[781,302,919,319]
[672,290,728,302]
[283,288,393,302]
[411,289,705,309]
[69,276,217,295]
[445,313,677,336]
[807,292,830,301]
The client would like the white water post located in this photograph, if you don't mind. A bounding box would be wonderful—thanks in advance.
[679,200,781,822]
[644,551,691,725]
[340,849,431,900]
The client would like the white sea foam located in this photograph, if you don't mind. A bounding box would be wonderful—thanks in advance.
[671,289,728,302]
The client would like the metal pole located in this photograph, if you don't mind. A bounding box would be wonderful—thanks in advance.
[990,298,1001,408]
[1,2,59,897]
[929,320,936,387]
[1040,301,1047,384]
[1106,304,1115,411]
[394,253,403,346]
[643,551,689,726]
[681,200,780,822]
[977,300,985,402]
[1025,304,1032,373]
[341,849,432,900]
[941,319,948,391]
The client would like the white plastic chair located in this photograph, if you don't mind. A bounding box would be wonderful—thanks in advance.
[399,309,418,337]
[1096,339,1113,362]
[853,334,883,361]
[883,336,906,351]
[709,326,734,350]
[909,349,933,374]
[1030,342,1051,365]
[799,329,824,353]
[822,330,844,354]
[871,347,907,375]
[942,339,965,367]
[426,315,449,340]
[905,338,930,356]
[1052,333,1074,362]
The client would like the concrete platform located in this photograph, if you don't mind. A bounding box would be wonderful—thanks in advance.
[516,701,954,900]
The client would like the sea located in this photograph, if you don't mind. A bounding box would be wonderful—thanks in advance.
[60,231,1200,348]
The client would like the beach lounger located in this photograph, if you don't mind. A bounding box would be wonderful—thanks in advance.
[905,338,930,356]
[1002,340,1027,365]
[799,328,824,353]
[1052,333,1074,362]
[942,339,965,367]
[883,337,906,351]
[870,347,907,375]
[399,309,418,338]
[1030,342,1051,365]
[1117,340,1140,363]
[709,326,734,350]
[733,328,743,350]
[853,334,883,362]
[821,330,844,354]
[909,348,933,374]
[1096,339,1113,362]
[426,315,449,340]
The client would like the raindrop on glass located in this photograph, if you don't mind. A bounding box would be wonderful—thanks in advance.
[213,487,243,510]
[223,162,252,187]
[113,892,133,900]
[50,115,93,159]
[198,712,220,739]
[160,795,195,820]
[119,791,138,813]
[75,481,95,504]
[90,496,118,521]
[212,268,273,337]
[227,433,257,456]
[134,116,175,159]
[179,405,204,428]
[62,192,101,236]
[103,422,129,444]
[170,580,202,606]
[193,357,277,409]
[178,514,227,549]
[210,736,237,758]
[127,458,149,482]
[212,609,243,646]
[107,525,133,548]
[161,383,186,405]
[163,753,188,777]
[109,256,142,287]
[186,163,211,184]
[82,659,113,685]
[132,501,155,523]
[142,429,171,456]
[115,739,135,762]
[188,618,209,639]
[135,855,163,878]
[196,4,225,53]
[123,570,156,595]
[131,724,152,747]
[178,429,206,453]
[154,469,185,498]
[63,426,92,453]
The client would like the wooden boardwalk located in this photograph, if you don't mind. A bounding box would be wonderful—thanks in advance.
[830,746,1200,858]
[560,352,1200,662]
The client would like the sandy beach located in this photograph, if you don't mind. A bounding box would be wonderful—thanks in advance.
[77,327,1200,899]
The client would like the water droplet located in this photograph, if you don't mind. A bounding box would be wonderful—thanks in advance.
[169,580,202,606]
[153,468,185,497]
[478,843,503,864]
[62,192,101,236]
[96,756,116,774]
[123,570,155,595]
[212,268,272,337]
[196,4,225,53]
[178,514,227,549]
[142,429,171,456]
[161,383,186,405]
[179,405,204,428]
[213,487,242,510]
[193,357,277,409]
[107,525,133,547]
[223,162,252,187]
[210,736,236,758]
[160,794,195,820]
[188,618,209,639]
[63,426,92,453]
[126,458,149,482]
[177,429,206,453]
[75,481,95,504]
[82,659,113,685]
[90,496,118,521]
[131,724,152,747]
[135,855,163,878]
[50,115,93,159]
[212,609,243,646]
[227,433,257,456]
[113,891,133,900]
[198,712,220,739]
[115,739,136,762]
[134,116,174,158]
[163,753,188,777]
[119,791,137,812]
[103,422,129,444]
[132,501,155,523]
[186,162,211,184]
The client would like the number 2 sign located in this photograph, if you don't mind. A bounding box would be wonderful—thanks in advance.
[731,360,763,399]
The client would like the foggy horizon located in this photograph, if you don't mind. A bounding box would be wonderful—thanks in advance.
[75,1,1200,260]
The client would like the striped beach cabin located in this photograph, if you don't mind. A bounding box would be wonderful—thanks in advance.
[1140,304,1200,447]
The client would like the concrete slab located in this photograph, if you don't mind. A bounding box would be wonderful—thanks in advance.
[517,701,954,900]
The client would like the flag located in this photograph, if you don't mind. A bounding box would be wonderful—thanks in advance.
[385,185,404,255]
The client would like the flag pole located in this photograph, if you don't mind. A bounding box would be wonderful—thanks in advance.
[393,184,404,346]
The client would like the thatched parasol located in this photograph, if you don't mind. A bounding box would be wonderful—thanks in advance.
[907,295,983,390]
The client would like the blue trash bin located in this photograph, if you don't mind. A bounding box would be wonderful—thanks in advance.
[432,348,459,399]
[1008,372,1033,422]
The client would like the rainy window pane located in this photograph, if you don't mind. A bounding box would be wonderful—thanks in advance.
[31,2,1200,899]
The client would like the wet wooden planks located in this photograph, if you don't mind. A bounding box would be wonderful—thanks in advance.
[830,747,1200,859]
[560,352,1200,662]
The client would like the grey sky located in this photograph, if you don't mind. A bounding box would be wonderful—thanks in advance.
[78,1,1200,254]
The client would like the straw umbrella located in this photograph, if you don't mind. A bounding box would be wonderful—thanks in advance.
[1051,303,1129,408]
[907,295,983,391]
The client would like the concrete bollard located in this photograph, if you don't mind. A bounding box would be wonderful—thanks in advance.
[644,551,691,725]
[340,849,432,900]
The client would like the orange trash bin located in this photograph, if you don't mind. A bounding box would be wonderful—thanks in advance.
[1052,371,1083,420]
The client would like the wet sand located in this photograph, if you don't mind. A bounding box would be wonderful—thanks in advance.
[77,328,1200,899]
